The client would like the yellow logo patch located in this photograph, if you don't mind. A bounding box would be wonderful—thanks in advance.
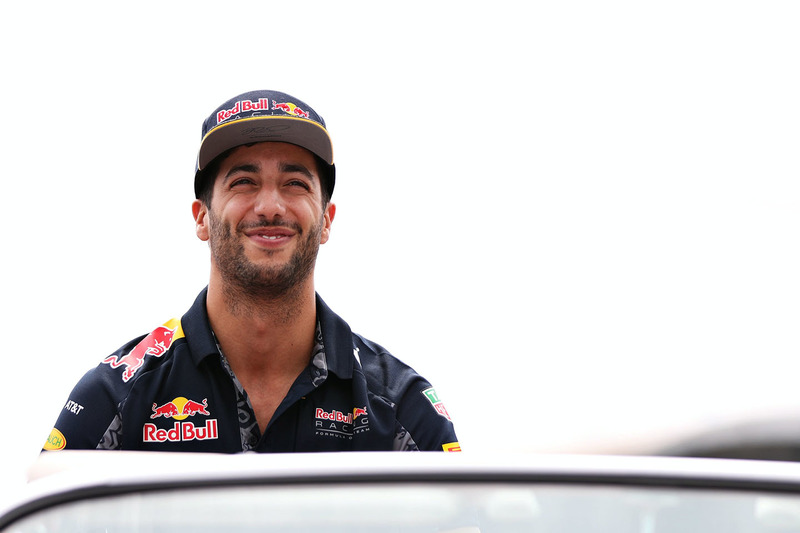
[43,428,66,451]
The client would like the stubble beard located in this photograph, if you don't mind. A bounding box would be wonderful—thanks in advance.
[208,209,323,315]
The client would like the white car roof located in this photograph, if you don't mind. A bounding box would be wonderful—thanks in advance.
[5,451,800,529]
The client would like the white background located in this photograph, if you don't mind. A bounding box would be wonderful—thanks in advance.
[2,0,799,509]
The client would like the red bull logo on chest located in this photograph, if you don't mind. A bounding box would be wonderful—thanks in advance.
[315,407,354,424]
[314,405,370,440]
[143,419,219,443]
[144,396,218,443]
[150,397,210,420]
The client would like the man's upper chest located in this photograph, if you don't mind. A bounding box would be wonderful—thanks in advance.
[124,344,393,452]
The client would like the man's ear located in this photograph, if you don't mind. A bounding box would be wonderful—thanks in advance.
[320,202,336,244]
[192,200,210,242]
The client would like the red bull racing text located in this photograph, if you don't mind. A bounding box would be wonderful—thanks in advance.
[315,406,369,440]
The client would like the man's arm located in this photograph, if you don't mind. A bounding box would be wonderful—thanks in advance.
[44,366,123,451]
[394,379,461,452]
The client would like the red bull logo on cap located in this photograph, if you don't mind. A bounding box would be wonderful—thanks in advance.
[215,97,311,125]
[272,100,310,119]
[144,396,218,443]
[216,98,271,124]
[102,319,183,382]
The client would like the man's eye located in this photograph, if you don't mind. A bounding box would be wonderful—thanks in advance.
[288,180,311,190]
[230,177,254,187]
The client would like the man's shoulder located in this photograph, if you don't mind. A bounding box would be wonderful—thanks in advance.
[95,318,186,386]
[352,333,403,365]
[315,295,440,405]
[349,332,459,451]
[350,333,429,400]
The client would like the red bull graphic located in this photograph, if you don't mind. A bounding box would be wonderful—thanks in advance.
[216,98,271,124]
[143,419,218,443]
[182,399,210,416]
[315,407,353,424]
[272,100,310,119]
[144,396,217,443]
[151,401,180,419]
[422,387,452,421]
[315,405,370,440]
[150,397,210,420]
[103,320,181,382]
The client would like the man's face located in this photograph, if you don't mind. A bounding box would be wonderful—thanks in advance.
[192,142,335,297]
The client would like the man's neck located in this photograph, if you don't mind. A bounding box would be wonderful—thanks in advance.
[205,274,318,378]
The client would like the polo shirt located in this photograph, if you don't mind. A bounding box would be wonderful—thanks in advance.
[45,289,461,453]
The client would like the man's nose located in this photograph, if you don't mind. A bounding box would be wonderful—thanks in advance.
[253,186,287,219]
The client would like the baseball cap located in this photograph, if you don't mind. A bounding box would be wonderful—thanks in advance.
[194,90,335,199]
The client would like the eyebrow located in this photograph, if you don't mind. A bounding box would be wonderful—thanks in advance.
[223,163,260,184]
[222,161,316,184]
[279,162,315,181]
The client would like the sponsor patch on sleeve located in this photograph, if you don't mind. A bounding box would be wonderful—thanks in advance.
[43,428,66,451]
[421,387,451,421]
[442,442,462,452]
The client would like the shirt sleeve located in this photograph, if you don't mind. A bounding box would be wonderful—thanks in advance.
[354,334,462,453]
[43,365,123,451]
[394,377,461,452]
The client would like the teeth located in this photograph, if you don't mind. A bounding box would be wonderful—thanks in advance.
[259,234,282,240]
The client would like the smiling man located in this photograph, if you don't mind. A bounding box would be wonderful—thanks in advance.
[45,90,461,453]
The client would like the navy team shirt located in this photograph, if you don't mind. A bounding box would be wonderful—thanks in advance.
[45,289,461,453]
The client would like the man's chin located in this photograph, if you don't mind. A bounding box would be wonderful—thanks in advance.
[224,266,301,298]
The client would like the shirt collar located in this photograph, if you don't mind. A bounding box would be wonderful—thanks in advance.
[181,287,219,366]
[181,287,356,379]
[315,293,356,379]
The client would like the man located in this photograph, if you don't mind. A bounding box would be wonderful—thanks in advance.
[44,90,460,453]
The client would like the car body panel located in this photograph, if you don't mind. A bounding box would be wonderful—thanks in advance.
[5,452,800,532]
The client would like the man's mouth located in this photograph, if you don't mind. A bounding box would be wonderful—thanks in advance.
[258,233,288,240]
[240,222,301,240]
